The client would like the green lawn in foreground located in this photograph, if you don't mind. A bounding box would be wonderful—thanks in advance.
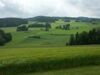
[0,46,100,65]
[23,66,100,75]
[0,46,100,75]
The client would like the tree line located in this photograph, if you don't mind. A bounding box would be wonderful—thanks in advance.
[0,18,28,27]
[69,28,100,45]
[0,29,12,46]
[16,23,51,31]
[28,23,45,28]
[56,24,70,30]
[28,16,58,23]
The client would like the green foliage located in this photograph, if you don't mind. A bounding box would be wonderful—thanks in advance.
[28,16,58,23]
[0,18,28,27]
[17,25,28,31]
[4,33,12,42]
[0,29,12,46]
[62,24,70,30]
[69,34,75,45]
[69,28,100,45]
[45,23,51,31]
[28,23,45,28]
[56,24,70,30]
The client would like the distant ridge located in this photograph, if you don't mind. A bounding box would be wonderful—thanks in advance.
[0,16,100,27]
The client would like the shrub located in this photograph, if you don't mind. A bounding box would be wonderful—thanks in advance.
[28,36,41,39]
[0,29,12,46]
[17,25,28,31]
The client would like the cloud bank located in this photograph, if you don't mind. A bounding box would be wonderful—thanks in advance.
[0,0,100,18]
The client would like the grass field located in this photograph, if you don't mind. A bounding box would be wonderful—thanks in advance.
[0,46,100,75]
[23,66,100,75]
[0,20,100,75]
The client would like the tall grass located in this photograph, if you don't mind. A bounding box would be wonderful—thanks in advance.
[0,55,100,75]
[0,46,100,75]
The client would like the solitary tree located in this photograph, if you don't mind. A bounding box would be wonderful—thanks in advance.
[45,23,51,31]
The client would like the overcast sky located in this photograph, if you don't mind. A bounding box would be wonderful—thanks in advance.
[0,0,100,18]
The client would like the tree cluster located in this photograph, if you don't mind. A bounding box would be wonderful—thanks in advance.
[28,23,45,28]
[62,24,70,30]
[56,24,70,30]
[29,16,58,23]
[69,28,100,45]
[0,29,12,46]
[17,25,28,31]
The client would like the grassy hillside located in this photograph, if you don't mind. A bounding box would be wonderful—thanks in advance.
[0,19,100,75]
[1,20,100,48]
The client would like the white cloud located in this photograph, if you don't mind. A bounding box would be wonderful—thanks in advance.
[0,0,100,18]
[0,1,5,8]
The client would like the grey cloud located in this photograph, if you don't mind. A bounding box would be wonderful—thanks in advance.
[68,0,100,17]
[0,0,30,17]
[0,0,100,18]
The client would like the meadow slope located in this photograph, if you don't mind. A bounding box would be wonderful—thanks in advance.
[0,20,100,75]
[1,20,100,48]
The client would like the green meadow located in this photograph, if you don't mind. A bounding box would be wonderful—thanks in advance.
[1,20,100,48]
[23,66,100,75]
[0,46,100,75]
[0,20,100,75]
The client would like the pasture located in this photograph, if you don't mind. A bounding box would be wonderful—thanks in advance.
[23,66,100,75]
[1,20,100,48]
[0,46,100,75]
[0,20,100,75]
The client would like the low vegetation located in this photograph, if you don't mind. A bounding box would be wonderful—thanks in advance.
[23,66,100,75]
[17,25,28,31]
[0,46,100,75]
[0,29,12,46]
[28,35,41,39]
